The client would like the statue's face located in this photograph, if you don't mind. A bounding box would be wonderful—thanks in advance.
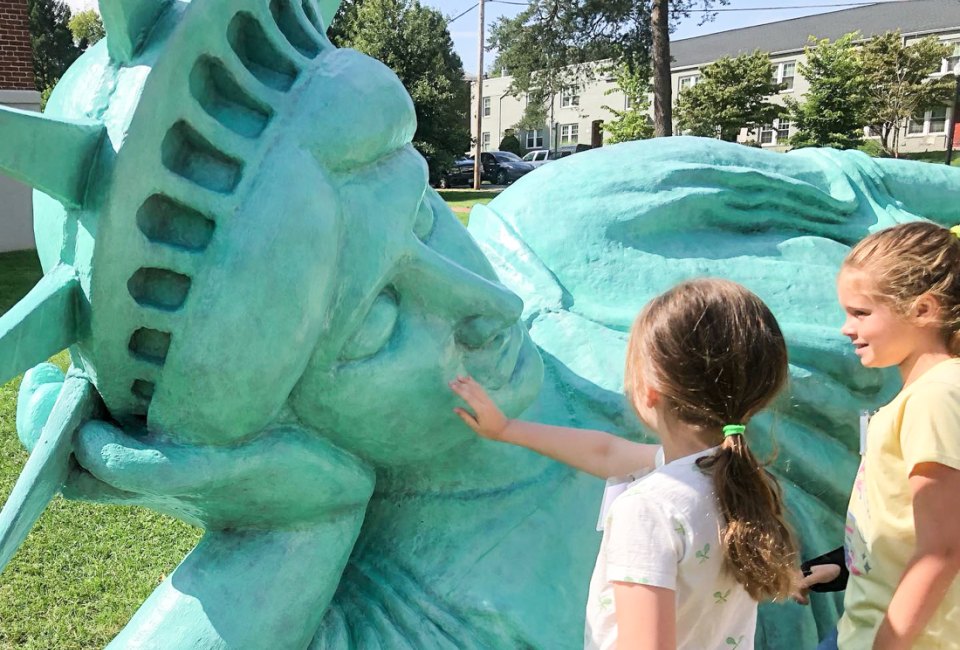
[290,145,542,467]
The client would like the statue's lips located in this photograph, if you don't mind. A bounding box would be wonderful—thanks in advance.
[463,324,526,391]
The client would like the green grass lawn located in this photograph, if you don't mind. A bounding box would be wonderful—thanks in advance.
[438,188,501,224]
[0,250,200,649]
[901,150,960,166]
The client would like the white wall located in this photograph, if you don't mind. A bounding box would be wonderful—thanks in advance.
[0,89,40,253]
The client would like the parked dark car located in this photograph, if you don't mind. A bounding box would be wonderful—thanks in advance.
[437,158,475,188]
[472,151,536,185]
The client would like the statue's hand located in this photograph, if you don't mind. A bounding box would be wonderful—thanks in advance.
[17,364,374,530]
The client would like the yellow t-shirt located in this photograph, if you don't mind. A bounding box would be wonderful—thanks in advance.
[838,358,960,650]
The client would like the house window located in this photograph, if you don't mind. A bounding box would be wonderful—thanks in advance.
[525,129,544,149]
[780,62,796,91]
[561,89,580,108]
[759,125,775,145]
[679,74,699,92]
[776,118,791,141]
[482,96,491,117]
[759,118,789,145]
[773,61,796,91]
[481,131,491,151]
[559,123,579,145]
[943,42,960,73]
[929,106,948,133]
[909,106,950,135]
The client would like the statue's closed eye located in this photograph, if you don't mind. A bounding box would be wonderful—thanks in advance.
[339,289,400,361]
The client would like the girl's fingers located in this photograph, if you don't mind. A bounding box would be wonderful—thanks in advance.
[450,378,487,408]
[453,407,480,431]
[449,381,479,407]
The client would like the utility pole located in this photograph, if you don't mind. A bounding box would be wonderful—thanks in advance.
[946,69,960,166]
[473,0,485,190]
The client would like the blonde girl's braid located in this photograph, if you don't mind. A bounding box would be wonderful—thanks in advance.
[844,221,960,355]
[624,278,799,601]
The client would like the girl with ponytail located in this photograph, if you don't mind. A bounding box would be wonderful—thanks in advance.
[450,277,798,649]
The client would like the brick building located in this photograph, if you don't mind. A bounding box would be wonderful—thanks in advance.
[0,0,39,252]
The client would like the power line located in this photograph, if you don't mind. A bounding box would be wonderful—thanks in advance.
[449,3,479,24]
[682,2,889,11]
[487,0,921,9]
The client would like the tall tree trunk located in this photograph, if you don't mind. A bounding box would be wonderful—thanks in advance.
[651,0,672,137]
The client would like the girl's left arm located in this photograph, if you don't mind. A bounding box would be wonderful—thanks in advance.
[873,461,960,650]
[614,582,676,650]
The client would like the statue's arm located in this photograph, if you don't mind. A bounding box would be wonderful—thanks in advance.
[108,516,366,650]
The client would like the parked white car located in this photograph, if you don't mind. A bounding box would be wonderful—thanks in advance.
[521,149,571,168]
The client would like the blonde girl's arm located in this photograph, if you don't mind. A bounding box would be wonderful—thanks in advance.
[449,375,659,479]
[873,462,960,650]
[614,582,676,650]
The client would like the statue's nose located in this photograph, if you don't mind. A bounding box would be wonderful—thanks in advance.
[398,243,523,349]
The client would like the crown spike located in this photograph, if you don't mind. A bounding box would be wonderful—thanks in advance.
[0,107,104,209]
[0,265,80,388]
[99,0,171,63]
[315,0,341,30]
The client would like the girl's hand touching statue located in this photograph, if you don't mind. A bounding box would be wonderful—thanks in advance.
[449,375,510,441]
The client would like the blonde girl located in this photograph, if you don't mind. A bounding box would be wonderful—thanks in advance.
[800,221,960,650]
[450,278,798,650]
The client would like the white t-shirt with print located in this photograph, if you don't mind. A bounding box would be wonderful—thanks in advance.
[584,447,757,650]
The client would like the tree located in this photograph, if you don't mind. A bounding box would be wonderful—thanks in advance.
[860,32,954,157]
[498,130,523,155]
[786,33,869,150]
[490,1,728,138]
[603,62,653,143]
[68,9,105,49]
[674,50,783,141]
[27,0,81,94]
[329,0,471,181]
[327,0,361,45]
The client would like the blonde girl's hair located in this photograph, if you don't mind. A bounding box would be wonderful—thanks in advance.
[843,221,960,355]
[624,278,799,601]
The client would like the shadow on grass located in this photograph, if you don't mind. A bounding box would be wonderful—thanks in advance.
[0,250,42,316]
[437,189,502,205]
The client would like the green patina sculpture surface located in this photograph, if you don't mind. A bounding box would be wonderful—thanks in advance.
[1,0,960,647]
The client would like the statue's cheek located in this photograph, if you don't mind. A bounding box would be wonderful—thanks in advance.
[291,318,473,466]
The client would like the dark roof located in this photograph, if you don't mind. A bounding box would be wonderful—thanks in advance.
[672,0,960,69]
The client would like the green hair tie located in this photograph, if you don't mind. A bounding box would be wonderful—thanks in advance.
[951,225,960,240]
[722,424,746,437]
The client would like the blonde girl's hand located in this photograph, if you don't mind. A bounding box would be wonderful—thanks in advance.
[449,375,510,440]
[792,564,842,605]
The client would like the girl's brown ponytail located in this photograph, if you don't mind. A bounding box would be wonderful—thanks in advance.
[697,432,798,600]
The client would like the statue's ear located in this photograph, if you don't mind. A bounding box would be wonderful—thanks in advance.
[99,0,171,63]
[316,0,343,30]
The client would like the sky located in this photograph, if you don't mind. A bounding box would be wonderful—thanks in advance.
[63,0,913,73]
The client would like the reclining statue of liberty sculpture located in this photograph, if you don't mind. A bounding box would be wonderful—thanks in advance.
[1,0,959,647]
